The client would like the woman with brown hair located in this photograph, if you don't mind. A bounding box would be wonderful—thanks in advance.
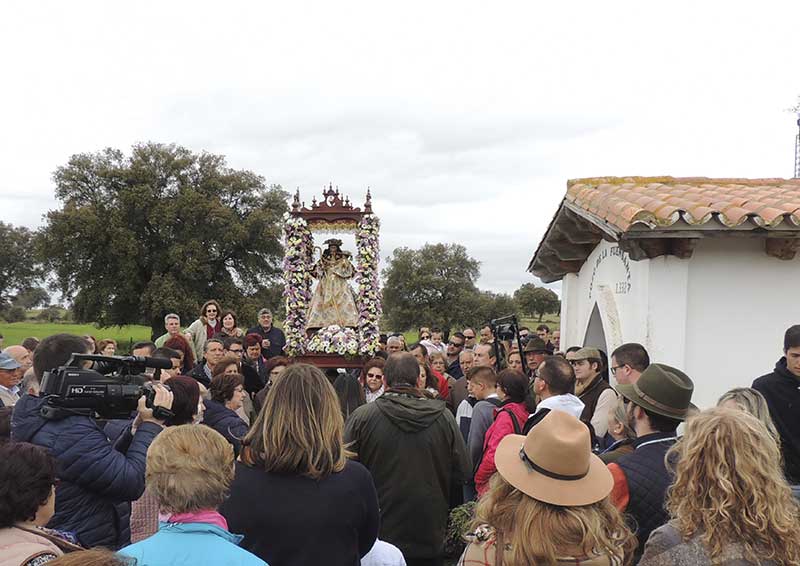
[95,339,117,356]
[202,372,248,456]
[639,407,800,565]
[459,410,635,565]
[185,300,222,360]
[220,363,379,566]
[214,310,244,339]
[164,334,195,374]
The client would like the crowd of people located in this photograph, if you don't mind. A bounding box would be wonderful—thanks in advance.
[1,309,800,566]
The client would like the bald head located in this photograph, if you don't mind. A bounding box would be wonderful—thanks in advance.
[3,345,32,371]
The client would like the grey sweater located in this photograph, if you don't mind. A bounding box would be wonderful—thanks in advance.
[467,396,500,472]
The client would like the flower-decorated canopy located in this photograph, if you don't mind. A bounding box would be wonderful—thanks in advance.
[283,184,381,361]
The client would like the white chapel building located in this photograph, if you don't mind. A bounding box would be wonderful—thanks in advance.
[528,177,800,409]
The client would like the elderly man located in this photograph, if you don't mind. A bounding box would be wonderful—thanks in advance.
[154,313,183,348]
[246,308,286,358]
[523,337,548,378]
[3,345,33,373]
[386,335,404,354]
[0,352,22,407]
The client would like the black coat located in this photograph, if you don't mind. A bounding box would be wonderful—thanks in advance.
[753,357,800,483]
[221,460,379,566]
[202,399,248,456]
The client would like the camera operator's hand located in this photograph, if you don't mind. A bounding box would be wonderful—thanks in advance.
[135,383,174,428]
[261,338,271,349]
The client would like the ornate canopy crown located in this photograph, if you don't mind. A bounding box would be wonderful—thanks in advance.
[291,183,373,231]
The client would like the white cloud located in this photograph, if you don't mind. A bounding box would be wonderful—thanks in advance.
[2,0,800,295]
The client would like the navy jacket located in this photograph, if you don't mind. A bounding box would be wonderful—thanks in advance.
[11,394,161,549]
[202,399,248,456]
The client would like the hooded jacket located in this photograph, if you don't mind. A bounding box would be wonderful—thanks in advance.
[474,401,531,495]
[11,394,160,549]
[753,357,800,483]
[345,387,471,560]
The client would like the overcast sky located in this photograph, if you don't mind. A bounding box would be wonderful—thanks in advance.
[1,1,799,295]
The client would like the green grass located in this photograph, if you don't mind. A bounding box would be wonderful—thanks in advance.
[0,322,152,352]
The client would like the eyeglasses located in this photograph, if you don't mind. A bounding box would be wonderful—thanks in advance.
[229,348,244,354]
[420,334,431,340]
[610,365,626,375]
[464,334,475,339]
[206,308,217,313]
[366,372,382,379]
[448,341,464,347]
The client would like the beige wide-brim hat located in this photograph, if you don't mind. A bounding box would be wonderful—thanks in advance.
[495,410,613,507]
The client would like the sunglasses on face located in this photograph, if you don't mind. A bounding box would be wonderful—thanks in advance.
[366,372,382,379]
[448,341,464,347]
[206,308,217,313]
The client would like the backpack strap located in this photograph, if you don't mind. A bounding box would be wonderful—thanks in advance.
[496,408,521,435]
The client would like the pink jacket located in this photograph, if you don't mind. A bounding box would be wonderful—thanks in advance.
[474,402,530,495]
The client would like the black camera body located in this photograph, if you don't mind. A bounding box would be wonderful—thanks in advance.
[40,354,173,420]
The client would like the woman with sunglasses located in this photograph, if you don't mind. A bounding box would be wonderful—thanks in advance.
[185,300,222,361]
[360,358,386,403]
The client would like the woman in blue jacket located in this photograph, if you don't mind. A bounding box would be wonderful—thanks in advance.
[202,371,248,455]
[120,424,265,566]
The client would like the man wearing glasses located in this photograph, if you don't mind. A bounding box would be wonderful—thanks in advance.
[609,343,650,385]
[445,332,466,379]
[462,328,477,350]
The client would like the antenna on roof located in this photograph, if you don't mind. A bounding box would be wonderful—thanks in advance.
[795,114,800,179]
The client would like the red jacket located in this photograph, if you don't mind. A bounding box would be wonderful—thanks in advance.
[474,401,530,495]
[431,369,450,400]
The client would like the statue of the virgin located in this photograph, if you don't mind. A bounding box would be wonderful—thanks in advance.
[306,238,360,329]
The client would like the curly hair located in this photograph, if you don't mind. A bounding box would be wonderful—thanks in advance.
[666,407,800,564]
[472,473,635,565]
[0,442,56,528]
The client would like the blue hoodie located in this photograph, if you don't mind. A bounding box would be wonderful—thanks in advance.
[11,394,161,548]
[120,522,267,566]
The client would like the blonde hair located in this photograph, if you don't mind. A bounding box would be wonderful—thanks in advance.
[717,387,779,440]
[472,473,635,565]
[48,549,134,566]
[146,425,234,514]
[242,363,351,479]
[666,407,800,563]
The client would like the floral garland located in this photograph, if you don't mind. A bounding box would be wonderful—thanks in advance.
[307,325,360,356]
[282,216,314,356]
[356,214,382,356]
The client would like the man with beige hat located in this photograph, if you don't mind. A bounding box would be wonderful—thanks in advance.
[607,363,696,559]
[566,347,617,438]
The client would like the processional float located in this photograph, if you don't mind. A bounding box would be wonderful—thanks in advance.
[282,184,381,368]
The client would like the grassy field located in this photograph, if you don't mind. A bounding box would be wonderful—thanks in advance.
[0,322,152,352]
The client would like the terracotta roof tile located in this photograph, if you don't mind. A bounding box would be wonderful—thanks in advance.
[563,177,800,232]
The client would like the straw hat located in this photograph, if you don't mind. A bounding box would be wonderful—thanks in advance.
[495,410,613,506]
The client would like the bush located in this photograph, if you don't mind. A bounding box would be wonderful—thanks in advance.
[3,306,26,323]
[37,306,63,322]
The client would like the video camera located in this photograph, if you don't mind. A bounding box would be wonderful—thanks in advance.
[39,354,174,421]
[489,314,527,374]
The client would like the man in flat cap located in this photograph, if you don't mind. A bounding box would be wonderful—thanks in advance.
[566,347,617,438]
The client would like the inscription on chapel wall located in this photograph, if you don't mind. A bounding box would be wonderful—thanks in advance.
[588,245,632,299]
